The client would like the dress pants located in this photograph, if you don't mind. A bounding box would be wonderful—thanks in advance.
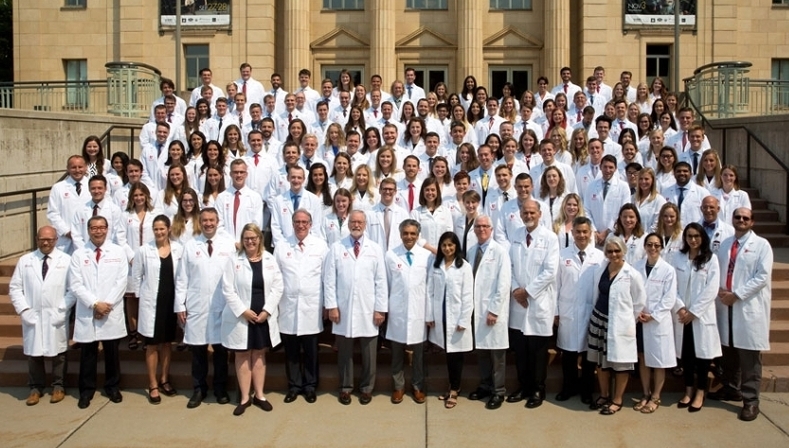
[681,324,712,391]
[524,335,551,397]
[446,352,465,391]
[390,341,425,391]
[509,328,528,390]
[336,335,377,394]
[281,333,320,393]
[79,339,121,398]
[560,349,596,396]
[477,348,506,396]
[190,344,229,395]
[29,352,68,393]
[720,344,762,406]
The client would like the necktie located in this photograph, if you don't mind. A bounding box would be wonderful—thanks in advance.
[167,112,172,123]
[207,239,213,257]
[726,240,739,290]
[218,117,223,130]
[374,109,378,118]
[692,152,699,175]
[563,84,568,94]
[429,157,435,172]
[298,241,305,252]
[156,142,163,157]
[406,251,413,266]
[238,114,244,126]
[578,250,586,264]
[75,181,82,196]
[597,85,600,93]
[407,86,412,99]
[526,232,533,247]
[42,254,49,280]
[488,116,495,130]
[92,203,99,217]
[343,109,347,118]
[95,247,101,263]
[288,113,293,123]
[576,111,581,122]
[481,172,489,191]
[619,121,624,130]
[503,192,509,202]
[603,181,610,200]
[590,95,595,105]
[472,245,483,275]
[233,190,241,228]
[677,187,685,210]
[384,207,392,249]
[353,239,360,257]
[592,165,598,177]
[305,158,312,170]
[682,131,688,148]
[292,193,300,210]
[265,142,270,153]
[254,153,260,166]
[408,183,415,211]
[242,81,247,95]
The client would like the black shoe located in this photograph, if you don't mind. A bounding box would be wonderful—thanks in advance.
[359,393,373,405]
[525,393,544,409]
[338,392,352,405]
[739,404,760,421]
[77,396,91,409]
[253,396,273,411]
[468,388,492,401]
[215,392,230,405]
[147,388,161,405]
[233,400,251,416]
[304,391,317,403]
[187,390,204,409]
[284,390,299,403]
[580,394,593,405]
[555,390,575,402]
[485,394,504,410]
[708,388,743,402]
[506,389,525,403]
[108,390,123,403]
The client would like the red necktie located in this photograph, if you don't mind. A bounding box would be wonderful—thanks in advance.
[233,190,241,229]
[242,81,247,95]
[374,109,378,118]
[408,183,415,211]
[726,240,739,290]
[576,111,581,122]
[254,153,260,166]
[563,85,568,94]
[167,113,172,123]
[95,247,101,263]
[488,116,494,129]
[288,113,293,123]
[207,239,213,257]
[353,240,360,257]
[298,241,304,252]
[682,131,688,148]
[597,86,600,93]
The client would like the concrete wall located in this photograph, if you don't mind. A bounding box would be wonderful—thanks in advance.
[0,110,143,259]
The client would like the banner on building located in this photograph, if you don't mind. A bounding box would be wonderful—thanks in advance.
[160,0,231,27]
[623,0,696,27]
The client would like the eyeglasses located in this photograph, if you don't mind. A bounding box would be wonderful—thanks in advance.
[242,237,260,242]
[686,234,702,239]
[89,226,108,231]
[605,249,622,254]
[645,243,662,248]
[733,215,752,221]
[474,225,491,229]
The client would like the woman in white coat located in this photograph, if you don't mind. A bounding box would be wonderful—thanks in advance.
[321,188,352,245]
[410,178,454,255]
[673,223,721,412]
[585,236,647,415]
[613,204,646,265]
[221,224,283,415]
[426,231,474,409]
[130,215,183,404]
[632,233,677,414]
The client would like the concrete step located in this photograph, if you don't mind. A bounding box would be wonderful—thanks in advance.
[0,277,9,296]
[762,234,789,247]
[753,222,787,234]
[0,258,18,278]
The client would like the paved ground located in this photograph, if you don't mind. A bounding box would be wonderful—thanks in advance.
[1,387,787,448]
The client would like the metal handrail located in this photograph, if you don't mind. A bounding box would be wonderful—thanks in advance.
[691,61,753,76]
[98,124,141,160]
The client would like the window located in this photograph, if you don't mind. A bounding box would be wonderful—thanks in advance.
[490,0,532,10]
[489,67,531,101]
[322,66,364,89]
[406,0,447,9]
[185,45,210,91]
[64,59,88,108]
[771,59,789,106]
[409,67,447,93]
[64,0,86,7]
[646,44,671,91]
[323,0,364,9]
[773,0,789,5]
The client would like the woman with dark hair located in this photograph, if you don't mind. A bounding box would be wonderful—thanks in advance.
[201,166,226,208]
[155,164,190,220]
[329,152,354,193]
[466,101,485,127]
[197,139,228,194]
[658,111,678,140]
[361,126,382,163]
[672,222,721,412]
[429,156,455,199]
[402,117,427,154]
[518,129,542,170]
[222,124,246,160]
[452,142,479,175]
[170,188,201,244]
[110,152,130,186]
[459,75,478,110]
[636,113,653,143]
[410,178,453,255]
[332,69,355,97]
[82,135,108,178]
[180,106,201,145]
[286,118,307,146]
[131,214,183,404]
[426,231,474,409]
[483,133,502,160]
[195,98,212,126]
[322,188,353,245]
[306,163,333,215]
[163,141,190,187]
[655,146,677,193]
[535,76,554,112]
[186,130,207,183]
[650,99,668,128]
[613,203,646,264]
[343,106,367,136]
[474,86,488,105]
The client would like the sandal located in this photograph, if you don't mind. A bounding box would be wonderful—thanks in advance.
[633,395,651,411]
[600,401,623,415]
[128,332,139,351]
[444,391,458,409]
[589,395,610,410]
[641,397,661,414]
[159,381,177,397]
[147,387,161,405]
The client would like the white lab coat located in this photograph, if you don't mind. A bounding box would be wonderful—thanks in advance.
[715,232,773,351]
[632,194,666,233]
[122,208,161,293]
[426,258,474,353]
[68,242,129,343]
[269,189,325,247]
[175,234,236,345]
[9,249,75,356]
[320,213,351,245]
[583,176,631,232]
[221,251,284,350]
[215,186,265,240]
[47,177,92,253]
[365,202,411,252]
[509,225,560,336]
[633,257,677,368]
[385,245,431,345]
[70,198,126,252]
[713,188,752,225]
[621,234,647,265]
[323,236,388,338]
[468,240,511,350]
[672,253,722,360]
[274,235,328,336]
[130,242,184,339]
[410,205,454,251]
[556,245,605,352]
[582,261,646,363]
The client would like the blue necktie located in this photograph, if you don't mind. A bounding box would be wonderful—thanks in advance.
[291,193,300,211]
[406,251,413,266]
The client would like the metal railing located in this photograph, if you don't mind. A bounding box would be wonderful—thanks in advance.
[684,61,789,118]
[105,62,162,118]
[98,124,141,160]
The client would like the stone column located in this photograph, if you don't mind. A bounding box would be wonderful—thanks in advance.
[369,0,396,84]
[283,0,310,91]
[457,0,483,90]
[544,0,570,83]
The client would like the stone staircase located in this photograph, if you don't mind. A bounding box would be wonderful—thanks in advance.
[742,182,789,247]
[1,256,788,395]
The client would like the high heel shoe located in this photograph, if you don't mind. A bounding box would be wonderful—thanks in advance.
[688,398,705,413]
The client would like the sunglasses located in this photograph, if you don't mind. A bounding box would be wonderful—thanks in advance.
[733,215,751,222]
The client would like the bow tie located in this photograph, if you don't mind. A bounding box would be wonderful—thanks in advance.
[703,221,716,230]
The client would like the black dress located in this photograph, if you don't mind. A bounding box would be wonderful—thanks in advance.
[146,254,177,345]
[247,259,272,350]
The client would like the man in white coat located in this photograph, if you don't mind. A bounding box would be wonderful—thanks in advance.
[175,208,236,408]
[274,210,328,404]
[712,207,773,422]
[10,226,75,405]
[662,161,711,225]
[583,155,631,247]
[70,175,126,251]
[385,219,430,405]
[48,155,91,253]
[215,159,264,240]
[68,216,129,409]
[269,165,324,247]
[555,217,604,404]
[366,178,410,252]
[324,210,388,405]
[508,200,559,408]
[699,196,734,254]
[466,215,511,410]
